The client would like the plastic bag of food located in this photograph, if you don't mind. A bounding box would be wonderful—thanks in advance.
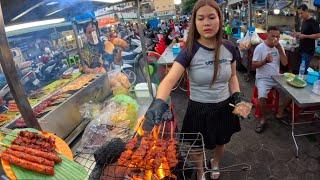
[110,94,139,111]
[250,31,262,45]
[108,70,131,95]
[103,95,138,129]
[80,101,130,153]
[238,32,251,51]
[79,101,102,120]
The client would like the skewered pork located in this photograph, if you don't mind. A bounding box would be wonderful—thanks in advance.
[1,153,54,175]
[5,149,54,167]
[10,145,61,163]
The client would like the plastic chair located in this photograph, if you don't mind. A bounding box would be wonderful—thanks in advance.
[67,56,76,67]
[147,51,162,85]
[155,44,166,55]
[61,59,68,66]
[251,86,279,118]
[74,55,80,64]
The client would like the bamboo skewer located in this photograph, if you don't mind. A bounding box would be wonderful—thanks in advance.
[170,121,174,140]
[132,116,146,139]
[161,122,166,139]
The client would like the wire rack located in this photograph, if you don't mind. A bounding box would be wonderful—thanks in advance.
[74,121,251,180]
[74,120,208,180]
[99,131,207,180]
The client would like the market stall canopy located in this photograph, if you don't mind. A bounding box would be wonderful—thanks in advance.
[1,0,131,26]
[98,17,119,28]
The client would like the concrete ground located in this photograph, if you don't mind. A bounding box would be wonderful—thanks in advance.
[170,71,320,180]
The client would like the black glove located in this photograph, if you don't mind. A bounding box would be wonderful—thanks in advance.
[143,99,169,131]
[230,92,244,105]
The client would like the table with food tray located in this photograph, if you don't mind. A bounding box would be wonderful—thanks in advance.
[272,75,320,157]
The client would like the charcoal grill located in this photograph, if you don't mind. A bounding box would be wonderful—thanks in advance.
[75,119,251,180]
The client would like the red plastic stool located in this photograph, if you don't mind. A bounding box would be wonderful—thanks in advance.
[251,86,279,118]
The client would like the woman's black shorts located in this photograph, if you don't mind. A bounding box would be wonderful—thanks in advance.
[180,97,241,150]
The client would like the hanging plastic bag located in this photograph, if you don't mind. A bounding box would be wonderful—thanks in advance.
[238,32,252,51]
[250,31,262,45]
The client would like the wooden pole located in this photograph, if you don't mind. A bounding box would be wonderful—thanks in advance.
[0,3,41,130]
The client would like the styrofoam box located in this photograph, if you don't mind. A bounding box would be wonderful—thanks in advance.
[134,83,157,97]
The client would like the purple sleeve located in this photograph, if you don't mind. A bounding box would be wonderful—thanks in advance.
[174,48,189,68]
[222,40,241,63]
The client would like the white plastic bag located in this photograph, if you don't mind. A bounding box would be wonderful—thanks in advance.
[238,32,251,51]
[250,31,262,45]
[80,95,138,153]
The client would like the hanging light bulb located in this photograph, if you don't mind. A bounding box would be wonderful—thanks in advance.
[273,0,280,15]
[273,8,280,15]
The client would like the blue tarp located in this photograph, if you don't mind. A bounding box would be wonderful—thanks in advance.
[72,12,96,22]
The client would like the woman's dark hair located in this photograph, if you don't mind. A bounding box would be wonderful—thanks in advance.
[185,0,223,86]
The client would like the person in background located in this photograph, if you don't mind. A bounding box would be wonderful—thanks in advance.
[143,0,247,179]
[81,22,108,74]
[161,22,166,32]
[164,28,177,45]
[252,26,289,133]
[231,14,242,35]
[169,19,175,30]
[224,21,232,40]
[174,23,181,38]
[40,47,53,64]
[182,19,190,42]
[295,4,320,74]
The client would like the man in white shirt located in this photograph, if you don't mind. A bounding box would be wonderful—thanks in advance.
[252,26,289,133]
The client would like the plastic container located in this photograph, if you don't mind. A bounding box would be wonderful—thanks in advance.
[172,46,181,55]
[306,71,320,85]
[312,80,320,95]
[134,83,157,98]
[299,61,306,80]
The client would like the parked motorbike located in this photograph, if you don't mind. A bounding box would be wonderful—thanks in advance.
[36,52,68,83]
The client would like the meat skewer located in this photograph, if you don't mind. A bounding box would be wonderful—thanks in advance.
[117,149,133,166]
[10,145,61,163]
[166,121,178,168]
[12,143,53,153]
[125,137,137,150]
[12,137,55,152]
[19,131,55,146]
[1,153,54,175]
[5,149,55,167]
[117,136,138,166]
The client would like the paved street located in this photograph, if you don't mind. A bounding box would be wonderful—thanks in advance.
[171,71,320,180]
